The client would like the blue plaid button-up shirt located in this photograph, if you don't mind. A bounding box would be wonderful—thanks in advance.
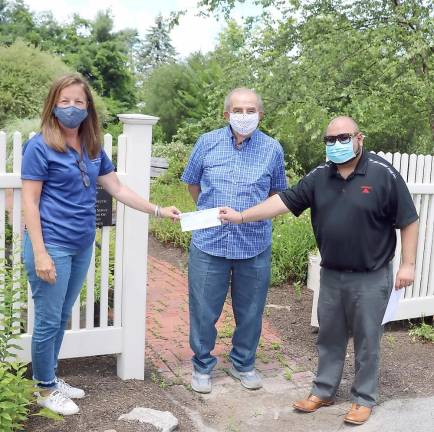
[181,125,288,259]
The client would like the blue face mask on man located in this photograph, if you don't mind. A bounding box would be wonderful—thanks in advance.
[324,133,360,164]
[53,106,88,129]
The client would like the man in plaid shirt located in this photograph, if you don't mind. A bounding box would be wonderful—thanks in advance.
[181,88,287,393]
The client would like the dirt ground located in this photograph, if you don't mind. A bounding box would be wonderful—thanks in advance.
[266,285,434,403]
[24,236,434,431]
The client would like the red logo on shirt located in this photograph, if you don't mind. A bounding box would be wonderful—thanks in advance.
[361,186,372,194]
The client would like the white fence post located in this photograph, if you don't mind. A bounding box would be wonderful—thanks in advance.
[116,114,158,380]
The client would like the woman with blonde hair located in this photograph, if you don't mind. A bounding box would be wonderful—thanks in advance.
[22,74,180,415]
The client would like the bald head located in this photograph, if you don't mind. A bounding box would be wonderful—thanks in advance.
[224,88,264,113]
[326,116,359,135]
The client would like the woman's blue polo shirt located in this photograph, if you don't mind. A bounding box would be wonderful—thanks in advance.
[21,133,114,250]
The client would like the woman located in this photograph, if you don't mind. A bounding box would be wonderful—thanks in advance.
[22,74,180,415]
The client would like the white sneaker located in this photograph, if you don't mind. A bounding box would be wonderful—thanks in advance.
[191,370,212,393]
[36,389,79,415]
[229,366,262,390]
[55,378,85,399]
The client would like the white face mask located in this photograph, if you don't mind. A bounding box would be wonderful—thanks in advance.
[229,112,259,136]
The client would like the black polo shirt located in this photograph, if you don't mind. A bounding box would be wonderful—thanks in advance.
[279,150,418,272]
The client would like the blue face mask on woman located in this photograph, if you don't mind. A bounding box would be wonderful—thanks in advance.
[324,133,359,164]
[53,106,88,129]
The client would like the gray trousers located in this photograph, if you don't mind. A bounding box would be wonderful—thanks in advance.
[311,263,393,407]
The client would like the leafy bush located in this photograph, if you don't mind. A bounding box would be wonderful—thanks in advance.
[0,240,35,431]
[0,40,108,129]
[271,211,317,286]
[0,40,71,127]
[409,321,434,343]
[152,140,193,183]
[149,179,194,250]
[0,362,35,431]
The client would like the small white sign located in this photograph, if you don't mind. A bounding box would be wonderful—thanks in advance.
[180,208,222,232]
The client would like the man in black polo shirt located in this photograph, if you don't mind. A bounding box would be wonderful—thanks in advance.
[219,116,419,425]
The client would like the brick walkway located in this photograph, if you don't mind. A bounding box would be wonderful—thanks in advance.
[146,256,313,386]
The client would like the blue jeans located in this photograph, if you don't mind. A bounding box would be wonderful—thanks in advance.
[23,232,93,387]
[188,244,271,374]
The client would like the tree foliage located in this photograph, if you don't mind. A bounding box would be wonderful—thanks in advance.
[0,2,137,113]
[0,40,71,126]
[189,0,434,170]
[136,14,177,75]
[1,0,432,168]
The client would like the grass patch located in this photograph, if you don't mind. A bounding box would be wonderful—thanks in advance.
[218,323,235,339]
[149,179,194,250]
[408,321,434,343]
[283,367,293,381]
[271,211,317,286]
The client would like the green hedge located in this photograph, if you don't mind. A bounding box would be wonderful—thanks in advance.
[0,40,71,127]
[149,179,194,250]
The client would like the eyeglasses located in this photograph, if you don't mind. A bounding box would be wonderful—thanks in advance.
[77,160,90,187]
[323,133,358,146]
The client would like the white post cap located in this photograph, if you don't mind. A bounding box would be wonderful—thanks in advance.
[117,113,159,125]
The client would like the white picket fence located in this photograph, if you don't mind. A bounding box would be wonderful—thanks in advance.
[309,151,434,326]
[0,114,158,379]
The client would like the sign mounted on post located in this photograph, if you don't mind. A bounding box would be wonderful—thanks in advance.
[96,184,113,227]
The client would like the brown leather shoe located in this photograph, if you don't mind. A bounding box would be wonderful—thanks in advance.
[344,403,372,425]
[292,394,334,413]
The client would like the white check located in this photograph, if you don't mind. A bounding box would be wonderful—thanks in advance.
[381,287,404,325]
[180,208,222,232]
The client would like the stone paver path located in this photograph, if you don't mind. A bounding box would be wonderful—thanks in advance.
[145,256,434,432]
[146,256,313,388]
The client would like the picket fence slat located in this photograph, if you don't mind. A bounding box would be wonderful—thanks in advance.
[391,153,403,276]
[417,156,433,298]
[12,133,22,330]
[25,133,35,333]
[411,155,426,298]
[0,132,6,332]
[404,154,418,298]
[85,244,96,329]
[0,132,6,274]
[113,134,127,328]
[99,134,113,328]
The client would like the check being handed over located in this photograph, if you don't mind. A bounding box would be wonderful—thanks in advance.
[180,207,222,232]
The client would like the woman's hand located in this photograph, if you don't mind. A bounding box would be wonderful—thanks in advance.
[35,251,57,284]
[219,207,243,224]
[159,206,181,222]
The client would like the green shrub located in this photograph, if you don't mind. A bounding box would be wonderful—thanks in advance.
[0,40,108,128]
[149,180,194,250]
[152,140,193,183]
[270,211,316,286]
[0,40,71,127]
[0,362,35,431]
[0,239,35,431]
[409,321,434,343]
